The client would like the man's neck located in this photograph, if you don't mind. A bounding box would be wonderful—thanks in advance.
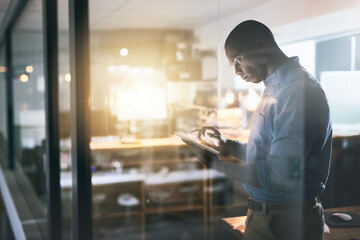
[266,51,289,77]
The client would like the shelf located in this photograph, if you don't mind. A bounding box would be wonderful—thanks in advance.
[96,210,143,218]
[120,157,200,167]
[95,204,205,216]
[145,204,204,214]
[90,135,185,151]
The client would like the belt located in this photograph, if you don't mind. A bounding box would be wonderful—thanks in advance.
[248,197,319,211]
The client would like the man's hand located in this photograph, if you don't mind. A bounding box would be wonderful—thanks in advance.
[185,126,226,167]
[198,126,227,149]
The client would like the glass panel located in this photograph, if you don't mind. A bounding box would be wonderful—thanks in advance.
[315,36,352,79]
[1,0,360,238]
[315,34,360,134]
[9,0,48,238]
[58,0,72,239]
[315,33,360,209]
[356,34,360,71]
[0,46,6,145]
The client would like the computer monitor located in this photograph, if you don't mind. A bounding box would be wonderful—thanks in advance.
[321,71,360,134]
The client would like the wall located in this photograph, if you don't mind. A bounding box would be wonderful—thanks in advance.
[195,0,360,90]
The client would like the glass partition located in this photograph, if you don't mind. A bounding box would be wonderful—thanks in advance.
[0,46,6,147]
[58,0,72,239]
[6,0,48,238]
[2,0,360,239]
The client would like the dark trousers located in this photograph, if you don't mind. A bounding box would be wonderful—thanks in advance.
[244,200,324,240]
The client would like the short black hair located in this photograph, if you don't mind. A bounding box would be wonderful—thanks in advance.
[225,20,277,56]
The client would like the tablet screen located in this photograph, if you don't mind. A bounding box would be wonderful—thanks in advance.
[175,132,220,155]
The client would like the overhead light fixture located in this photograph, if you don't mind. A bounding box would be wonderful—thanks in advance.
[19,73,29,83]
[25,65,33,73]
[120,48,128,57]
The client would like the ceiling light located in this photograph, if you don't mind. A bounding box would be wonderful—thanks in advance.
[19,74,29,83]
[25,65,33,73]
[120,48,128,57]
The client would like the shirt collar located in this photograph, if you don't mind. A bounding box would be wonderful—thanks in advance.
[263,56,300,89]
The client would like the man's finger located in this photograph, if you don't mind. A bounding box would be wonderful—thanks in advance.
[189,129,201,140]
[207,132,215,138]
[201,126,219,137]
[201,127,206,136]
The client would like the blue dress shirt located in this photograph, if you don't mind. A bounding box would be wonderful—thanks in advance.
[244,57,332,202]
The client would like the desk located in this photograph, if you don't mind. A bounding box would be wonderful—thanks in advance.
[89,134,249,151]
[323,206,360,240]
[222,206,360,240]
[90,135,185,150]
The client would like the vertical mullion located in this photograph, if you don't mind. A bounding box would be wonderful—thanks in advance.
[42,0,62,239]
[5,29,14,170]
[69,0,93,239]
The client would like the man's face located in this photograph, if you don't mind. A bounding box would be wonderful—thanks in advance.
[226,49,268,84]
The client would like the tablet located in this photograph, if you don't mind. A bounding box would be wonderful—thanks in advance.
[175,132,220,155]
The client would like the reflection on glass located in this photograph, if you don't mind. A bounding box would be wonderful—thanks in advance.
[0,47,7,149]
[321,71,360,134]
[0,0,359,238]
[58,0,73,238]
[0,66,7,73]
[10,0,47,238]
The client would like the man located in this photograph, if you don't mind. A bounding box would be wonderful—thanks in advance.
[188,20,332,240]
